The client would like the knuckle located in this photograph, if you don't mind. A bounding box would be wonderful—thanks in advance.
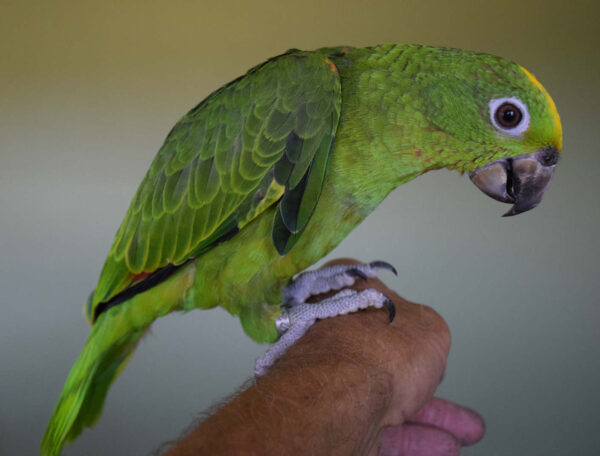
[413,303,452,354]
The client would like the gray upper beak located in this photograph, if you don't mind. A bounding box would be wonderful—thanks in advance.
[469,147,558,217]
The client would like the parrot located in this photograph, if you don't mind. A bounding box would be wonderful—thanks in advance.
[42,44,562,455]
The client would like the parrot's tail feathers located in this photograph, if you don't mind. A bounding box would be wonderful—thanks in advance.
[41,311,144,456]
[42,263,195,455]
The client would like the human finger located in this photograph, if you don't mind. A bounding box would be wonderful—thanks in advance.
[407,397,485,446]
[378,423,461,456]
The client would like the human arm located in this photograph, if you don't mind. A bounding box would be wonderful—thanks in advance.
[165,259,484,455]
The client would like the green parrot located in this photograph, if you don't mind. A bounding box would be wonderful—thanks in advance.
[42,44,562,455]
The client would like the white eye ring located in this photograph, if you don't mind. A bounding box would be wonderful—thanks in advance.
[489,97,530,137]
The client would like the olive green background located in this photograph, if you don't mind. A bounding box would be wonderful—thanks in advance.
[1,1,598,454]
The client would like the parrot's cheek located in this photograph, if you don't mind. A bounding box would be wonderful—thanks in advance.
[469,147,558,217]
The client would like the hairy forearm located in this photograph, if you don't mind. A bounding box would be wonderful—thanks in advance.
[166,311,395,455]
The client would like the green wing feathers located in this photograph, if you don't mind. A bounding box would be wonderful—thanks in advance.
[45,50,341,455]
[92,50,341,310]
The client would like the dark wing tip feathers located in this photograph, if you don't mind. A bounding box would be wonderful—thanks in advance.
[93,262,187,322]
[93,223,241,321]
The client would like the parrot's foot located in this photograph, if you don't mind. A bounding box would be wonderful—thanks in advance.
[254,289,394,376]
[254,261,397,376]
[282,261,397,309]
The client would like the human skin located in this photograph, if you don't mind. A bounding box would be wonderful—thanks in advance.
[165,259,485,455]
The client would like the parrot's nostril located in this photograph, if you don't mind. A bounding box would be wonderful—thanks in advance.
[537,147,559,167]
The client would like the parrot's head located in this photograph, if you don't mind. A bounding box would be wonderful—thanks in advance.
[417,48,562,216]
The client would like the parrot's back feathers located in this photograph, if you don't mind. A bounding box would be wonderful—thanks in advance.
[91,49,342,314]
[44,50,343,455]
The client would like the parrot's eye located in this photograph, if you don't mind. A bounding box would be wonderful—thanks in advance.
[489,97,530,137]
[495,103,522,128]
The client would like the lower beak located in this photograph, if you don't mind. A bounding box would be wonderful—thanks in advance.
[469,147,558,217]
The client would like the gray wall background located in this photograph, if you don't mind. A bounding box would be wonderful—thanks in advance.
[1,1,598,454]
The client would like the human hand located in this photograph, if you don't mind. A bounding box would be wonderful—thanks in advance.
[309,259,485,455]
[166,258,484,455]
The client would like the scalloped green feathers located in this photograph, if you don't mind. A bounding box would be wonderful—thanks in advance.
[43,51,341,456]
[92,50,341,311]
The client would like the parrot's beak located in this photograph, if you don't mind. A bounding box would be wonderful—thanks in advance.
[469,147,558,217]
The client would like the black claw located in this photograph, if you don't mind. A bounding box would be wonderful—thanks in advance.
[383,297,396,323]
[347,268,368,280]
[370,260,398,276]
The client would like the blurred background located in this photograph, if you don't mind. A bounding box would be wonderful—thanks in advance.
[1,0,598,454]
